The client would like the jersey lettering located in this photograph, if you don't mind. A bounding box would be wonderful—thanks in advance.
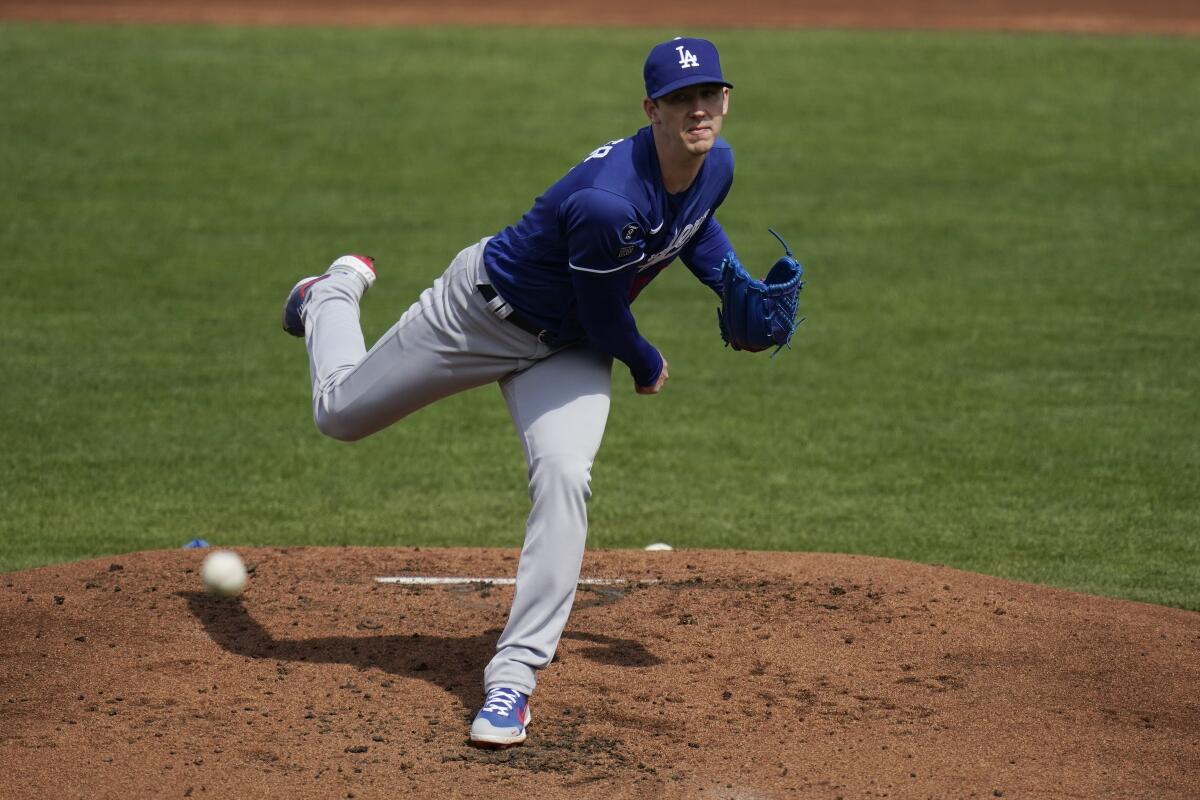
[583,139,625,163]
[640,209,710,270]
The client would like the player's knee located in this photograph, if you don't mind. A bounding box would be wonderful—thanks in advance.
[529,455,594,500]
[313,408,369,442]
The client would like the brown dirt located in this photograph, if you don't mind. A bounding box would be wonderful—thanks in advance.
[2,547,1199,799]
[1,0,1199,34]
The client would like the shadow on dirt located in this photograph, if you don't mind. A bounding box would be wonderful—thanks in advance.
[178,592,660,711]
[561,630,662,667]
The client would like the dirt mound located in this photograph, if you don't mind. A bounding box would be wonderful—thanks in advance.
[2,547,1197,798]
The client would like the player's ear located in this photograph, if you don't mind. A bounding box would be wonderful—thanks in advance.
[721,87,730,115]
[643,97,660,124]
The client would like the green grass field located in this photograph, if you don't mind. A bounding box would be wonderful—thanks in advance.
[1,24,1197,609]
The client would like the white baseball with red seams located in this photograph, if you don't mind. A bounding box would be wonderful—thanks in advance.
[201,550,247,597]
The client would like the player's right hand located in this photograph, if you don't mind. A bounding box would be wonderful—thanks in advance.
[636,354,669,395]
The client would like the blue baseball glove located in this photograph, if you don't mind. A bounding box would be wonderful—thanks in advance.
[717,229,805,355]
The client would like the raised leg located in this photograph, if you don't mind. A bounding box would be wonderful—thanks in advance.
[298,241,543,441]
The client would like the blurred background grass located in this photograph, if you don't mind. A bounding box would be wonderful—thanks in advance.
[1,24,1196,608]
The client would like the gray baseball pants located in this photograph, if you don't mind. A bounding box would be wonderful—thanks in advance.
[301,238,613,696]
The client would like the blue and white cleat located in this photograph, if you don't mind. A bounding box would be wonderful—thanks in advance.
[281,275,326,337]
[281,254,376,337]
[469,687,531,747]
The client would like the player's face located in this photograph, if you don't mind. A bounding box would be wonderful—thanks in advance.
[645,84,730,157]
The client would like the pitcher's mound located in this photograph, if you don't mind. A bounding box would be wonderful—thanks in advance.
[2,547,1197,799]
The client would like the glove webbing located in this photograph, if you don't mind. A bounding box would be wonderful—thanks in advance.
[765,228,805,357]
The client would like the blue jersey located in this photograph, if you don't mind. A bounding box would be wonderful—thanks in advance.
[483,126,735,385]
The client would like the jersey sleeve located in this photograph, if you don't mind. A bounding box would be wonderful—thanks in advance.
[570,267,663,388]
[560,188,648,275]
[680,215,735,296]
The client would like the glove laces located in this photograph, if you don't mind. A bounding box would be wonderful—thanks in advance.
[766,228,806,358]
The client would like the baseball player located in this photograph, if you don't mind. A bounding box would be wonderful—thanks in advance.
[283,37,739,747]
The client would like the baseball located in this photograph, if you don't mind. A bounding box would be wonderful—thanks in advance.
[201,550,247,597]
[644,542,673,551]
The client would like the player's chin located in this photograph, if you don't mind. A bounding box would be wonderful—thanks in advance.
[682,133,715,155]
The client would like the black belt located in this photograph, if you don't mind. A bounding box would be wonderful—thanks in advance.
[478,284,559,346]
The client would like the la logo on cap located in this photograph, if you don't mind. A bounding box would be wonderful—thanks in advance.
[644,36,732,99]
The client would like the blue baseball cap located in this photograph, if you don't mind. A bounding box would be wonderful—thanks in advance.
[644,37,733,100]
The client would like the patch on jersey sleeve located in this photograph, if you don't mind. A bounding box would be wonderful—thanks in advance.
[621,222,643,242]
[617,244,637,258]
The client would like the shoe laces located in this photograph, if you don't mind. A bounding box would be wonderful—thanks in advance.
[481,688,522,715]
